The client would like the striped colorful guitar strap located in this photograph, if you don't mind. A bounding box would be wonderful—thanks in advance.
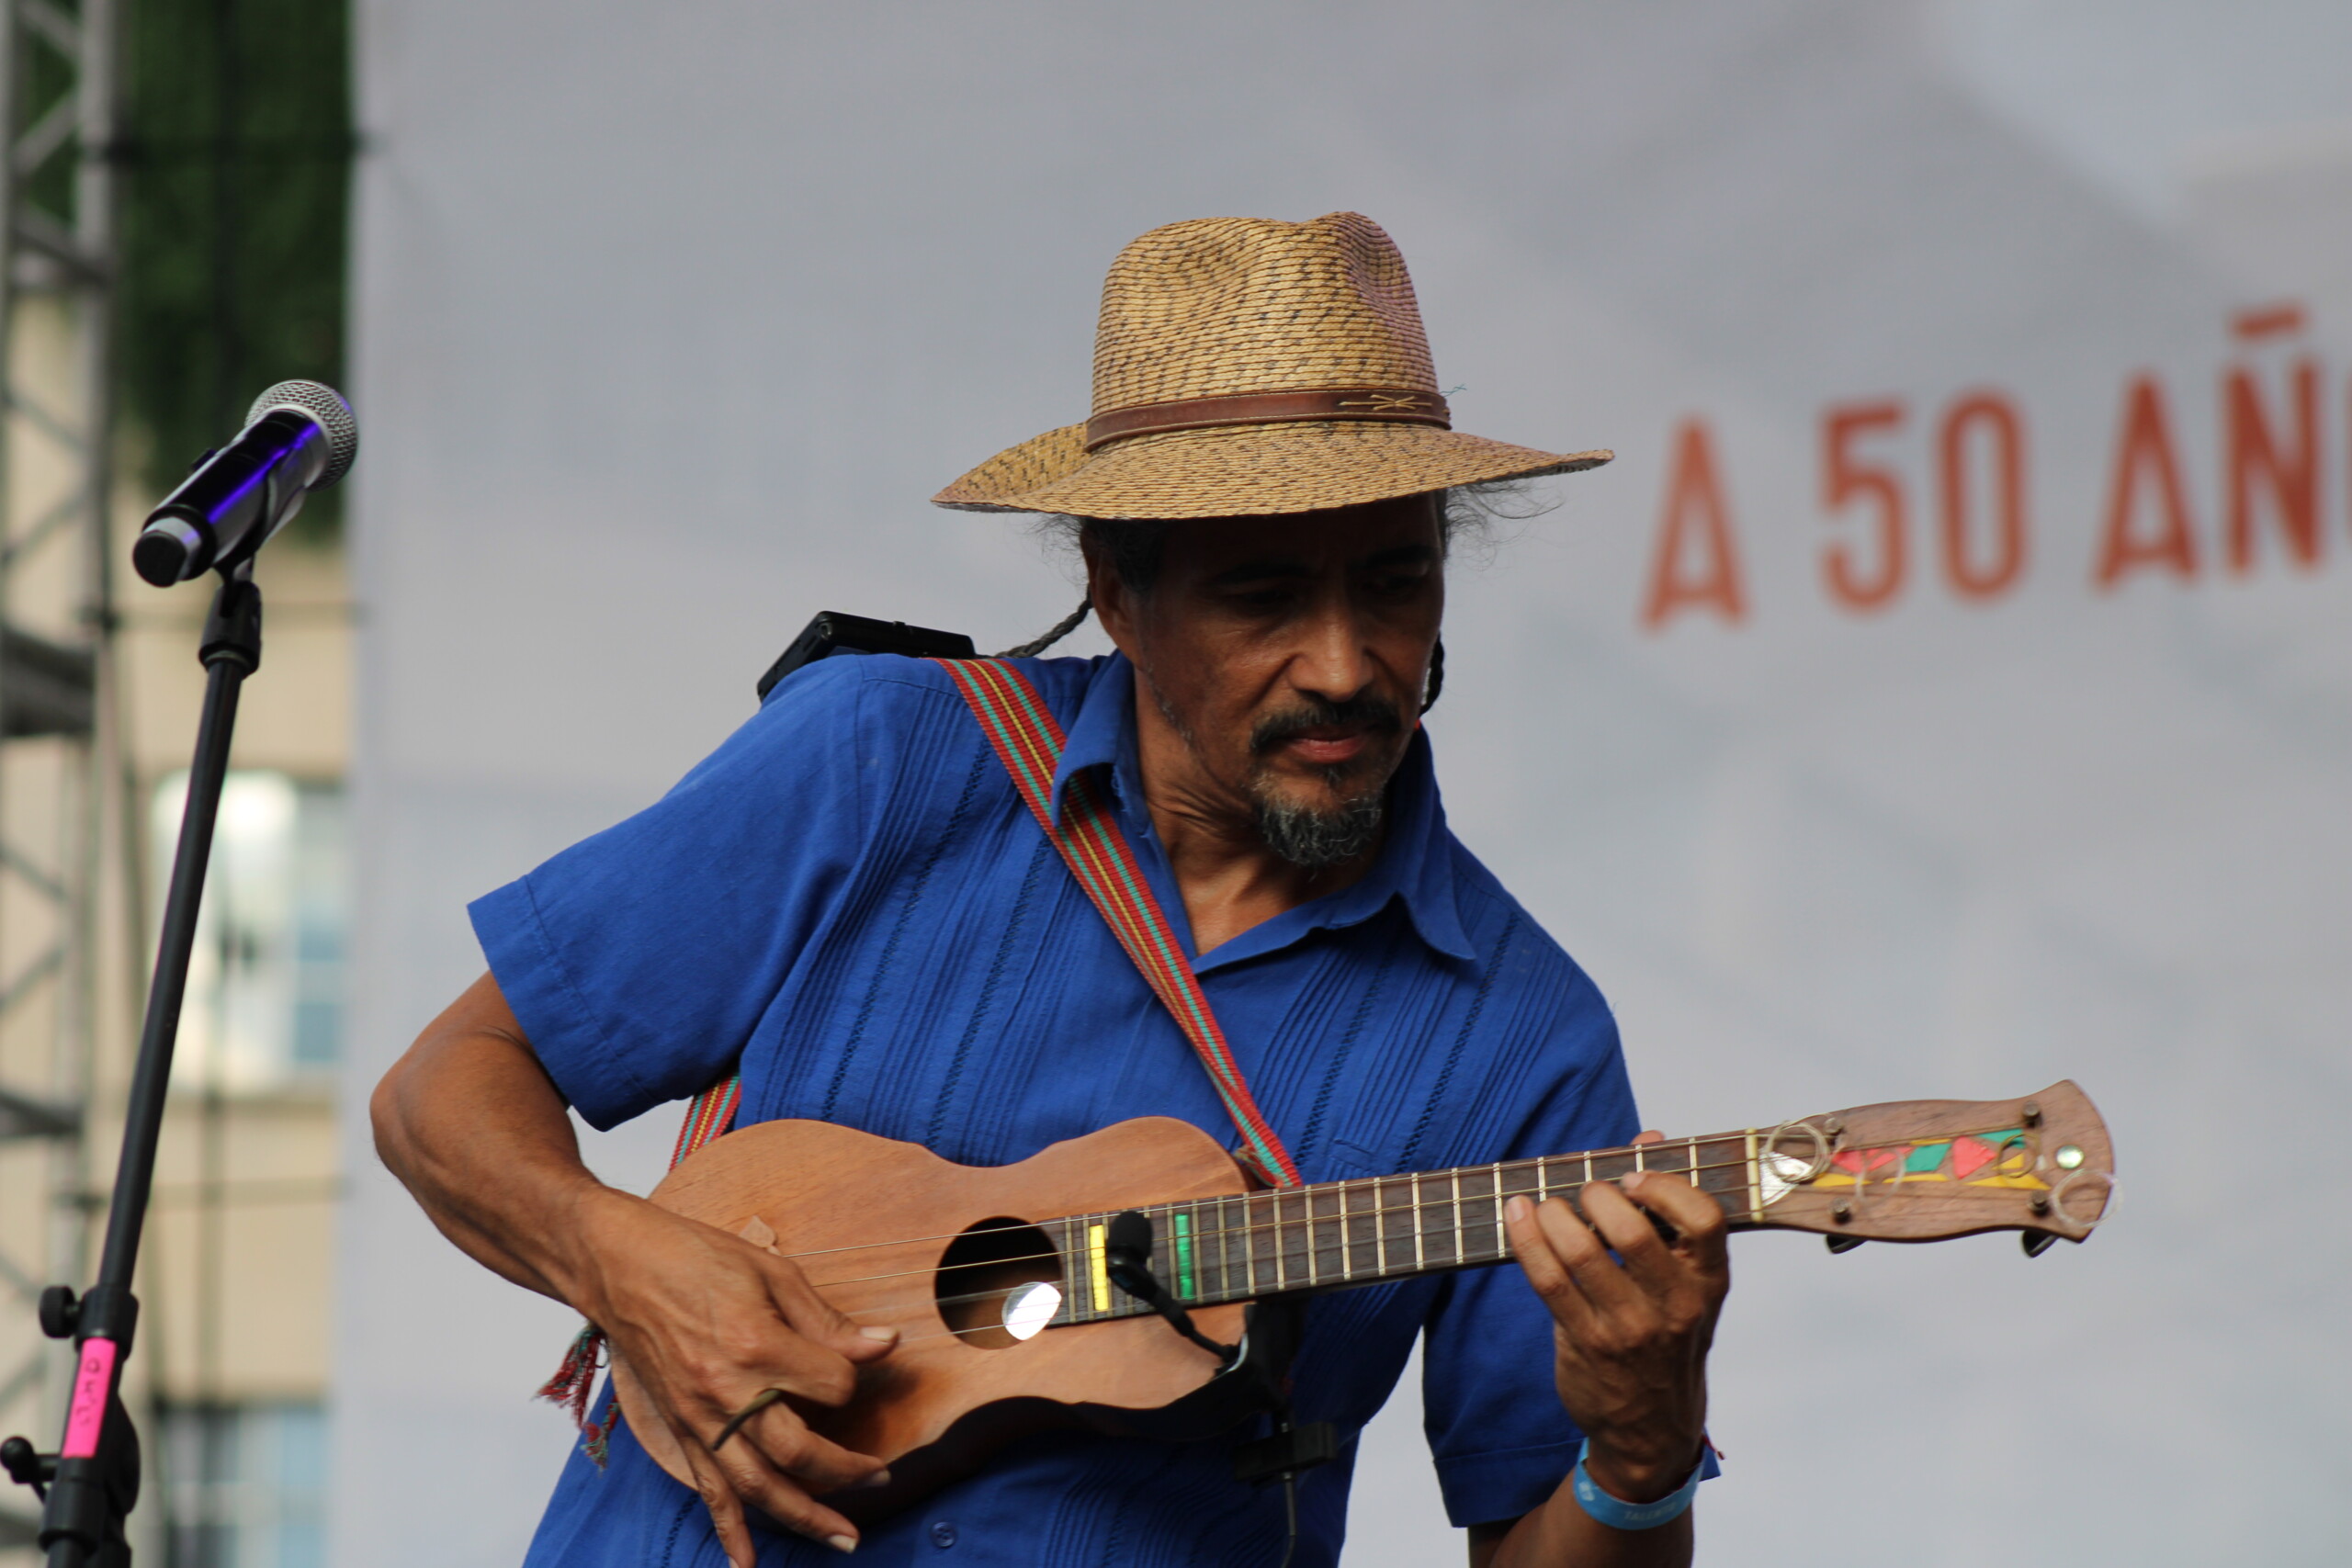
[656,659,1301,1185]
[934,657,1302,1188]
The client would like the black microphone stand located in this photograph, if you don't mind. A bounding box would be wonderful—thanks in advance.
[0,564,266,1566]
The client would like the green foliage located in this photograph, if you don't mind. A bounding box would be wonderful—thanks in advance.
[114,1,354,536]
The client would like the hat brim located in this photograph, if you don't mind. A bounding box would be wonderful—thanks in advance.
[932,420,1611,519]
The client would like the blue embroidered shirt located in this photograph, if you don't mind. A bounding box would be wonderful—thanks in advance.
[471,651,1645,1568]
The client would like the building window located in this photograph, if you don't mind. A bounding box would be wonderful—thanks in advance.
[152,773,347,1094]
[162,1402,328,1568]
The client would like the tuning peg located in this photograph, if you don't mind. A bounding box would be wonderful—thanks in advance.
[1825,1235,1865,1255]
[2020,1231,2058,1258]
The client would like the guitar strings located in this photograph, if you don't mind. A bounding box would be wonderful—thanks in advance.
[819,1178,2067,1333]
[747,1140,1767,1266]
[745,1122,2048,1269]
[834,1177,2075,1338]
[776,1152,1756,1279]
[796,1173,2049,1294]
[792,1152,2044,1286]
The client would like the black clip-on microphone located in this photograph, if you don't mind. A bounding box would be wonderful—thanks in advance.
[1103,1210,1240,1365]
[1103,1210,1335,1566]
[2,382,356,1568]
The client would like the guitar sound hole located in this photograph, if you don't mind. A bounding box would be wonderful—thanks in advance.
[935,1218,1060,1349]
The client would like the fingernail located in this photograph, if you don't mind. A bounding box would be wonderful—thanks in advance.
[1505,1196,1530,1221]
[854,1469,892,1490]
[859,1325,899,1343]
[826,1534,858,1553]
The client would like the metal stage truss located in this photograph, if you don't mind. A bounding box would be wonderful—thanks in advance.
[0,0,125,1551]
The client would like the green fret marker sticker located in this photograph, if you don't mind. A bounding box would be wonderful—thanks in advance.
[1173,1213,1195,1300]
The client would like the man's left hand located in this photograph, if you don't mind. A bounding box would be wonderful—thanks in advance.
[1502,1132,1729,1506]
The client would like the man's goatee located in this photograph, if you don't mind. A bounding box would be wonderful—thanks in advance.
[1253,790,1385,869]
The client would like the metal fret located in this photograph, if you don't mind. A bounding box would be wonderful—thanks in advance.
[1299,1190,1318,1289]
[1411,1174,1427,1271]
[1311,1185,1340,1286]
[1374,1179,1391,1278]
[1272,1190,1287,1292]
[1059,1217,1083,1321]
[1383,1175,1401,1279]
[1317,1189,1336,1288]
[1270,1194,1288,1297]
[1241,1193,1261,1298]
[1301,1190,1316,1288]
[1232,1194,1250,1298]
[1490,1164,1506,1258]
[1449,1168,1464,1267]
[1287,1190,1304,1288]
[1340,1179,1355,1280]
[1233,1194,1251,1297]
[1499,1160,1542,1246]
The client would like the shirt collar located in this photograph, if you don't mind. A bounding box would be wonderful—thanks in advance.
[1047,653,1476,969]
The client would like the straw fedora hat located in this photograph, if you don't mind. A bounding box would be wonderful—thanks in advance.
[933,211,1611,520]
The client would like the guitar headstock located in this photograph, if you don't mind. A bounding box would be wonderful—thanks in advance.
[1739,1080,2112,1252]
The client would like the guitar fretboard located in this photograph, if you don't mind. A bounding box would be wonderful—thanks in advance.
[1053,1135,1757,1324]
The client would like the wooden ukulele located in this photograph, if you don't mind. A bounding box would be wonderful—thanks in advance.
[612,1080,2111,1522]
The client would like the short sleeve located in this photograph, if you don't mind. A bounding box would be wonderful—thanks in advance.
[468,656,880,1130]
[1417,970,1642,1528]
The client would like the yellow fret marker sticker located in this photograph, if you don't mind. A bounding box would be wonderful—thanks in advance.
[1088,1223,1111,1313]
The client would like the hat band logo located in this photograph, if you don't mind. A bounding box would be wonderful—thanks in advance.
[1084,388,1454,452]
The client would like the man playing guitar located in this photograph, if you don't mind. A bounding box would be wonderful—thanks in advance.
[373,212,1730,1567]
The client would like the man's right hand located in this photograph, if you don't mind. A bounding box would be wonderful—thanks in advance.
[371,972,891,1565]
[566,1187,899,1560]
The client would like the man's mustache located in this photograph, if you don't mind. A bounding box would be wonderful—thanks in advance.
[1250,694,1406,756]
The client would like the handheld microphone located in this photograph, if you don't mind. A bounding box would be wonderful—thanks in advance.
[131,379,358,587]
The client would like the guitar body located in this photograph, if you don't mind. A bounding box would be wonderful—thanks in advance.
[612,1116,1258,1522]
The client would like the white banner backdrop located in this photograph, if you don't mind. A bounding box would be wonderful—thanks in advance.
[343,4,2352,1564]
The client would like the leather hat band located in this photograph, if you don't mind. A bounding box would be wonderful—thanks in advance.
[1083,388,1453,452]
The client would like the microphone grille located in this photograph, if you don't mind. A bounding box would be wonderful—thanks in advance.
[247,379,359,489]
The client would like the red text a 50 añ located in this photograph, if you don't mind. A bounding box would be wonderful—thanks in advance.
[1641,307,2327,631]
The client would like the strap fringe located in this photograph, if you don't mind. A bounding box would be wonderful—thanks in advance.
[539,1077,742,1461]
[536,1323,614,1466]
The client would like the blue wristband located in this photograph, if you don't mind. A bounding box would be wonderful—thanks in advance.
[1567,1438,1716,1531]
